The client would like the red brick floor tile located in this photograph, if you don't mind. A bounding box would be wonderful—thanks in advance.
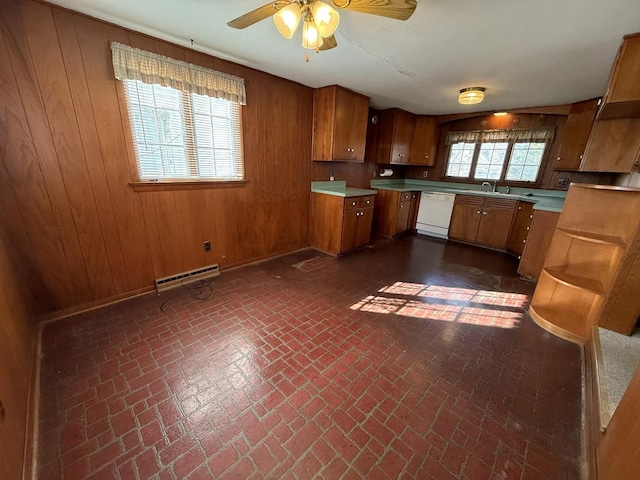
[37,237,582,479]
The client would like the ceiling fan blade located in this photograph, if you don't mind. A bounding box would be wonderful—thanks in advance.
[331,0,417,21]
[227,1,287,29]
[320,35,337,51]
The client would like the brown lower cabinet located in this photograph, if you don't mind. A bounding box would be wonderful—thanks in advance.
[449,195,517,249]
[506,201,535,257]
[373,190,419,238]
[516,210,560,280]
[310,193,375,256]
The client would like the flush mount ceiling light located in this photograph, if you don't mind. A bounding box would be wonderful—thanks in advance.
[227,1,417,61]
[458,87,486,105]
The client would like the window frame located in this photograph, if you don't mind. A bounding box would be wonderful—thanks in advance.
[121,79,246,190]
[443,137,551,186]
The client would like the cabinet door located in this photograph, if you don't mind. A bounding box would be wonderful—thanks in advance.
[579,118,640,172]
[332,88,356,161]
[599,33,640,119]
[449,195,483,242]
[348,93,370,161]
[395,200,412,234]
[517,210,560,280]
[409,116,437,165]
[390,110,415,164]
[507,201,534,257]
[408,192,419,231]
[355,208,374,247]
[341,208,360,253]
[476,199,516,249]
[555,99,599,171]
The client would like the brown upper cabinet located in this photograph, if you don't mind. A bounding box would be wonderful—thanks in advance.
[371,108,415,165]
[554,99,599,171]
[408,116,438,166]
[579,118,640,172]
[574,32,640,173]
[312,85,369,162]
[598,33,640,120]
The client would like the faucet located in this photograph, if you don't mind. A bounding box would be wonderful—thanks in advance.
[481,181,497,192]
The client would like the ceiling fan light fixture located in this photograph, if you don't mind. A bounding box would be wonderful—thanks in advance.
[458,87,486,105]
[302,16,323,49]
[312,1,340,37]
[274,3,302,39]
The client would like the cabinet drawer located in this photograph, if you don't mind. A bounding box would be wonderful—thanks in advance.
[360,195,375,208]
[344,197,361,210]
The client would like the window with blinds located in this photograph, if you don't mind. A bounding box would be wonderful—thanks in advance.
[123,79,244,181]
[444,127,554,183]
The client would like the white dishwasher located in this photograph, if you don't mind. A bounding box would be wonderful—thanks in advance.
[416,192,456,239]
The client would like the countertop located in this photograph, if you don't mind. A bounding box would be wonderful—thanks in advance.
[311,181,378,198]
[369,179,567,212]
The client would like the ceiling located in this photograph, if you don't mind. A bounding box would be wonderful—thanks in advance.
[46,0,640,115]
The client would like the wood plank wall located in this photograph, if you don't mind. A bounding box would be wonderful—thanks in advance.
[0,229,37,480]
[0,0,314,314]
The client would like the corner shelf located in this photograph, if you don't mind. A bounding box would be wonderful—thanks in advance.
[543,267,607,296]
[529,184,640,344]
[556,228,627,247]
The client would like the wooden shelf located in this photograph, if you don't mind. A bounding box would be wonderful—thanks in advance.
[557,228,627,247]
[529,305,588,344]
[543,267,607,296]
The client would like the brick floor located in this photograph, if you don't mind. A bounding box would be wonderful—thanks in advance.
[37,235,582,479]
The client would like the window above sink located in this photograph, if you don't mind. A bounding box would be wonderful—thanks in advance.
[444,127,555,183]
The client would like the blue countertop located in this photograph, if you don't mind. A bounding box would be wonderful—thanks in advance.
[369,179,566,212]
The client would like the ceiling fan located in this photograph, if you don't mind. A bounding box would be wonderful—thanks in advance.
[227,0,417,60]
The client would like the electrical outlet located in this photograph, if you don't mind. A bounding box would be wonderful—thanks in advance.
[422,171,428,178]
[556,177,569,188]
[203,241,211,252]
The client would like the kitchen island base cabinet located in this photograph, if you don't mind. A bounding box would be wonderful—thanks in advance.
[529,184,640,344]
[310,193,375,256]
[449,195,516,250]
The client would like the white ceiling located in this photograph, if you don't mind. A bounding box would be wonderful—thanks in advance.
[46,0,640,115]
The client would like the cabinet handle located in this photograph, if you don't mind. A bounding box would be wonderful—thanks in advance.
[526,226,530,230]
[522,239,526,244]
[482,211,487,216]
[529,214,534,219]
[477,210,481,214]
[365,200,370,205]
[425,155,429,159]
[518,206,522,210]
[556,156,561,161]
[351,201,357,206]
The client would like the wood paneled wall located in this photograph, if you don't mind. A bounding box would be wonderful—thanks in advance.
[0,229,37,480]
[0,0,314,313]
[405,113,613,188]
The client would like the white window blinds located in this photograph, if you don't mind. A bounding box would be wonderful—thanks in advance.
[112,43,245,181]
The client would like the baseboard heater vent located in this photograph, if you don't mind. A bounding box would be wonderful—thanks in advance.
[155,264,220,293]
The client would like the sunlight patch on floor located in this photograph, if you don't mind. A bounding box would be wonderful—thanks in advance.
[351,281,529,329]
